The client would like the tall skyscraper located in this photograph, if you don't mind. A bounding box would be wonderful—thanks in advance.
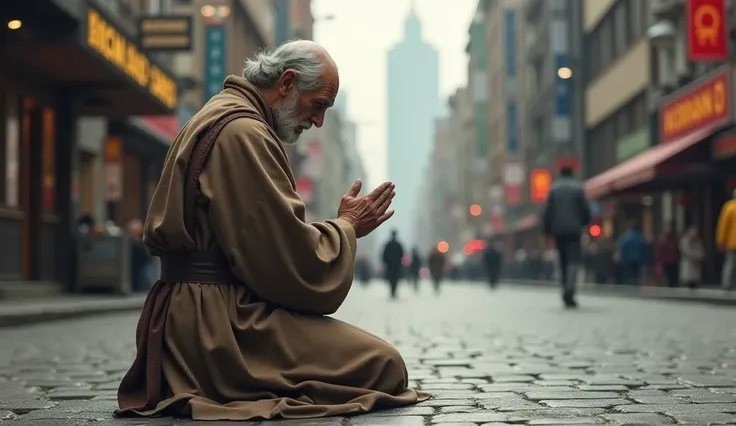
[386,3,440,247]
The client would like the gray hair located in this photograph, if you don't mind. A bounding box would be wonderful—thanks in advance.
[242,41,324,90]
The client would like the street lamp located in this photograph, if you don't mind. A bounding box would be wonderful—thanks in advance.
[7,20,21,30]
[201,5,230,19]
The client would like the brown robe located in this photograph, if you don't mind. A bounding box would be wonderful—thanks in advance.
[115,76,428,420]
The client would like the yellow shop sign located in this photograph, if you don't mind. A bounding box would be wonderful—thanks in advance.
[86,9,177,110]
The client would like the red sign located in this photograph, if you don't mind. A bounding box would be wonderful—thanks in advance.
[530,168,552,203]
[659,69,731,144]
[687,0,728,61]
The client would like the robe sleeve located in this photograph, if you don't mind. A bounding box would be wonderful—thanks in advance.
[199,119,357,315]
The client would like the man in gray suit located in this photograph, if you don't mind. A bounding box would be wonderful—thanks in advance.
[543,166,591,308]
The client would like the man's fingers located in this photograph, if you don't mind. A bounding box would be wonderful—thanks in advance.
[373,184,395,206]
[377,209,395,227]
[368,181,393,198]
[376,190,395,213]
[346,179,362,197]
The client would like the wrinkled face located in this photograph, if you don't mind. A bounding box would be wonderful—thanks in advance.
[272,65,339,144]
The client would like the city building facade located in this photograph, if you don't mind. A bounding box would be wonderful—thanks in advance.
[583,0,736,283]
[0,0,178,290]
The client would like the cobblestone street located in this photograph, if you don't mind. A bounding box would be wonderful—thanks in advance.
[0,282,735,425]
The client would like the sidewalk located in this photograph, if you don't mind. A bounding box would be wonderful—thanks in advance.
[509,279,736,306]
[0,294,147,328]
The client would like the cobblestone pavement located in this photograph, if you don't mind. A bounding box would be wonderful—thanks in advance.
[1,282,736,425]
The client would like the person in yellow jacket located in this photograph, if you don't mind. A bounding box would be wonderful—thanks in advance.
[716,189,736,290]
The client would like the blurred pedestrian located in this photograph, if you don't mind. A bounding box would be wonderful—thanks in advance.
[655,224,680,287]
[542,165,591,308]
[115,40,424,421]
[427,246,446,293]
[679,226,704,289]
[409,247,422,291]
[483,239,501,288]
[382,229,404,299]
[716,189,736,290]
[616,221,647,286]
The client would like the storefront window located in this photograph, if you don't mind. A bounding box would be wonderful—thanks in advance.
[5,91,19,208]
[41,108,56,212]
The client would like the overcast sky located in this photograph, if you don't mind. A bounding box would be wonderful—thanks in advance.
[312,0,475,188]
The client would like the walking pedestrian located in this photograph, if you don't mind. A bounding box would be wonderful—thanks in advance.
[542,165,591,308]
[679,226,704,289]
[382,230,405,299]
[716,189,736,290]
[655,224,680,287]
[616,221,647,286]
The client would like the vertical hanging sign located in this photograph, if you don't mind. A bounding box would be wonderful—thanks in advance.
[204,25,227,101]
[471,9,488,174]
[504,9,518,158]
[687,0,728,61]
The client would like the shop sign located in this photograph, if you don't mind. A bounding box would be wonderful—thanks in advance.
[204,24,227,101]
[530,168,552,204]
[616,127,651,162]
[86,8,178,110]
[659,67,732,144]
[139,15,193,52]
[713,133,736,159]
[687,0,728,61]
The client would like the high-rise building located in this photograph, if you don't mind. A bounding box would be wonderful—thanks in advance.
[386,3,441,246]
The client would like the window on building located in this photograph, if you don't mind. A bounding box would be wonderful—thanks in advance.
[613,0,630,56]
[632,94,647,129]
[599,18,613,71]
[628,0,643,41]
[587,0,646,83]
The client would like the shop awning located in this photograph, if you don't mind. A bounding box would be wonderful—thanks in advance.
[2,3,178,116]
[585,126,715,200]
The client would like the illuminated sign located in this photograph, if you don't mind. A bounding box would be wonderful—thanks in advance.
[687,0,728,61]
[139,16,193,52]
[530,168,552,203]
[659,69,731,144]
[86,9,178,110]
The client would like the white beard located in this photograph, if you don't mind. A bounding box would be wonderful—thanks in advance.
[272,90,312,145]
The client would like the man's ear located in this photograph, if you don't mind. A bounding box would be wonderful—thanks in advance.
[278,70,297,96]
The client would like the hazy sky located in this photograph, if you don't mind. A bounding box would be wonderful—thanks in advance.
[312,0,475,188]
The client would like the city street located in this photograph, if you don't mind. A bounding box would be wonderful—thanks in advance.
[0,282,735,425]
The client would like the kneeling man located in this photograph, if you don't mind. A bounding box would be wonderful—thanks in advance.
[115,40,428,421]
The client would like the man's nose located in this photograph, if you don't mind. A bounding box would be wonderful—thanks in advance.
[311,113,325,128]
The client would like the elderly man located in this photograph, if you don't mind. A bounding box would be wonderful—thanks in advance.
[115,40,427,421]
